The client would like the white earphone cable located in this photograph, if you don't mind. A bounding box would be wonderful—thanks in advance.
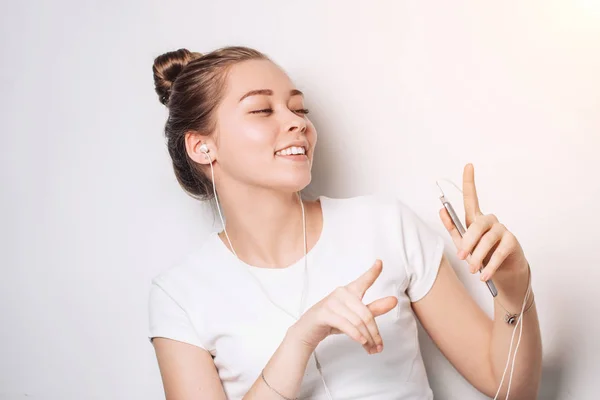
[437,179,530,400]
[496,285,531,400]
[207,149,236,258]
[203,147,333,400]
[491,285,530,400]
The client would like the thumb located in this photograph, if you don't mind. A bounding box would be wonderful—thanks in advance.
[367,296,398,317]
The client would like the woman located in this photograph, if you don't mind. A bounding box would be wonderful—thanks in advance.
[148,46,542,399]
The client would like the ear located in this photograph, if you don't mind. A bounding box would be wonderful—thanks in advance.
[185,131,215,165]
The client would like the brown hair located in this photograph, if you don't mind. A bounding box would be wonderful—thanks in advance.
[152,46,268,200]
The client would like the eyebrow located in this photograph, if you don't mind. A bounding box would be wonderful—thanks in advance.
[239,89,304,102]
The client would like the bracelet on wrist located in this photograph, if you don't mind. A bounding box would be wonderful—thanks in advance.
[261,369,298,400]
[495,263,535,325]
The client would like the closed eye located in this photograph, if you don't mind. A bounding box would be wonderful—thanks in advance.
[250,108,273,114]
[249,108,310,115]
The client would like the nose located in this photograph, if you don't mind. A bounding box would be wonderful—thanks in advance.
[285,111,307,134]
[289,124,306,134]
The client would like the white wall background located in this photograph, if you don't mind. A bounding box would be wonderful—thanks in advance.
[1,0,599,399]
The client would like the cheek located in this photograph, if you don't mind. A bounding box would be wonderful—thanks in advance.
[242,121,279,147]
[219,117,278,159]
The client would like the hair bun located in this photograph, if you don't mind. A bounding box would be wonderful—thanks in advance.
[152,48,202,106]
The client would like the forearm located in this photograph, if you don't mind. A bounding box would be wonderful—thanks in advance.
[488,267,542,399]
[243,327,314,400]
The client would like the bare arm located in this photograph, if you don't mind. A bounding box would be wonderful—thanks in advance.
[411,163,542,398]
[152,333,314,400]
[153,338,227,400]
[412,255,542,399]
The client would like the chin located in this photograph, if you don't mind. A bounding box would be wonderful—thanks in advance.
[274,172,312,194]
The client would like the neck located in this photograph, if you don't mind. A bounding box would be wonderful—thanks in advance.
[215,184,308,269]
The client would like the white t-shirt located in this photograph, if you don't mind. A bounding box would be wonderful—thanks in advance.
[148,194,445,399]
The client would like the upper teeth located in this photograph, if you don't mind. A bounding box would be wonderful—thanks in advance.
[276,146,306,156]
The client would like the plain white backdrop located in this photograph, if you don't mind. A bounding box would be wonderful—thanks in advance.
[1,0,599,399]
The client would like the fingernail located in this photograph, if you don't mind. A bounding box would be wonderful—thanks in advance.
[458,250,467,259]
[377,344,383,353]
[480,273,488,281]
[361,336,367,344]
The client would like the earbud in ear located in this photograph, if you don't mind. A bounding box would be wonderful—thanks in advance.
[199,144,209,154]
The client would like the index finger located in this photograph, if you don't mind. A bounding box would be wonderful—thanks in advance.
[346,259,383,298]
[463,163,482,226]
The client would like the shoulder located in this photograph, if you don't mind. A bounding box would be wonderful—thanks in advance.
[321,193,441,246]
[150,233,222,300]
[320,192,406,223]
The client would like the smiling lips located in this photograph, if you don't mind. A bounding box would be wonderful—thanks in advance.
[275,146,307,157]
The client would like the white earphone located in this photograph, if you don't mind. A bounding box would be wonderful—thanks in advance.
[199,142,231,248]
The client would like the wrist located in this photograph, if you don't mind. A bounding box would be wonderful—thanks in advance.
[493,263,534,318]
[285,323,317,355]
[256,326,314,400]
[493,261,529,293]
